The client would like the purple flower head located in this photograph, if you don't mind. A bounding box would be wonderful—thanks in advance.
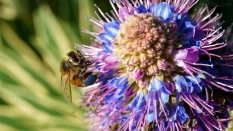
[77,0,233,130]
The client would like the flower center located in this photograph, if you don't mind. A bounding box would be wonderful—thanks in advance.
[114,13,180,84]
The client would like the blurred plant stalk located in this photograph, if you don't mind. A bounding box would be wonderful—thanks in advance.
[0,0,95,130]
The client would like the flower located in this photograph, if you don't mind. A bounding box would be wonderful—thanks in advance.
[78,0,233,130]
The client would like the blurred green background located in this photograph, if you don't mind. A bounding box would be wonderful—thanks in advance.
[0,0,233,131]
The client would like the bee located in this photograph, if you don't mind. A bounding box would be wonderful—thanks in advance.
[109,122,120,131]
[146,121,156,131]
[60,50,95,103]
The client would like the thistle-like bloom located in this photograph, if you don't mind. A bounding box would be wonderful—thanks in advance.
[78,0,233,130]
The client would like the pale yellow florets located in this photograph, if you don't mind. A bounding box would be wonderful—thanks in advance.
[113,13,181,85]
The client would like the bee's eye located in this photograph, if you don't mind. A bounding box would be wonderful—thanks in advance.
[72,58,80,62]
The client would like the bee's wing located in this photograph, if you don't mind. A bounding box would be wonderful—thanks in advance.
[61,74,72,103]
[60,74,67,90]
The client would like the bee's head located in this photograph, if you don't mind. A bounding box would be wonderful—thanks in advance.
[67,51,76,58]
[67,51,82,64]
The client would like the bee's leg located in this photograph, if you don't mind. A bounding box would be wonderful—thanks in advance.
[79,76,86,87]
[75,77,85,87]
[70,74,84,87]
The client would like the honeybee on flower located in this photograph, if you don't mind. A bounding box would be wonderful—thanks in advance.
[72,0,233,130]
[60,50,97,103]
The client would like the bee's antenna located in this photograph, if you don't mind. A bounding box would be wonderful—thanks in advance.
[76,50,83,55]
[76,50,85,59]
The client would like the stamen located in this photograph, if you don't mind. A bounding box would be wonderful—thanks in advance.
[116,0,123,8]
[189,62,214,68]
[206,30,225,45]
[130,0,137,7]
[181,94,203,113]
[105,12,113,20]
[205,27,222,39]
[145,0,150,8]
[206,44,227,51]
[94,4,110,22]
[202,42,225,49]
[110,10,118,20]
[200,7,216,23]
[201,14,221,30]
[184,0,199,13]
[193,7,205,21]
[178,0,189,13]
[189,66,216,78]
[90,18,103,27]
[94,11,105,24]
[222,54,233,58]
[206,80,231,92]
[81,28,98,37]
[139,0,143,5]
[200,49,212,61]
[134,0,140,6]
[92,24,103,32]
[109,0,120,18]
[216,82,233,89]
